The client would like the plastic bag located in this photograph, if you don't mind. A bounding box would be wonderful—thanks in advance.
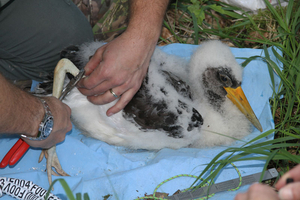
[219,0,288,12]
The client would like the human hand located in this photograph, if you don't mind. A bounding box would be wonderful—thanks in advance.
[275,164,300,200]
[235,164,300,200]
[234,183,280,200]
[23,97,72,149]
[77,30,155,116]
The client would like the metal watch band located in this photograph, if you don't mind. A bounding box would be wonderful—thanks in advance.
[21,98,53,141]
[38,98,52,118]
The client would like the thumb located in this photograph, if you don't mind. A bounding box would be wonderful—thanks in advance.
[278,182,300,200]
[84,44,107,76]
[276,164,300,190]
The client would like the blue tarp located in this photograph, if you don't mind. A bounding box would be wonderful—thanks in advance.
[0,43,281,200]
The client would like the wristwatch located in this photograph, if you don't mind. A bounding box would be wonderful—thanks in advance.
[21,98,54,141]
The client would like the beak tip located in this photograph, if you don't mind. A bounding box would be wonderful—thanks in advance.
[226,86,264,133]
[254,123,263,132]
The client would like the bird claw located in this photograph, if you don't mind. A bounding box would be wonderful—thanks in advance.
[39,146,69,187]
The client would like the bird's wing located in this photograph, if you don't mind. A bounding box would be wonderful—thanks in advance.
[123,71,203,138]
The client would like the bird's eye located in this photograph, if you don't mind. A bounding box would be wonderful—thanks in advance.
[220,75,228,82]
[219,73,232,86]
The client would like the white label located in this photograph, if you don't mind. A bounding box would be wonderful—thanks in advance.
[0,177,61,200]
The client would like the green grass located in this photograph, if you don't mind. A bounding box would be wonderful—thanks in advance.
[47,0,300,199]
[162,0,300,193]
[45,179,90,200]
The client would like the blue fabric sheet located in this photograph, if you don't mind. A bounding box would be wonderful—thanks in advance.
[0,43,281,200]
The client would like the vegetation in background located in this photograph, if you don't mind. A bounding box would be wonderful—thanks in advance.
[159,0,300,195]
[45,179,90,200]
[48,0,300,199]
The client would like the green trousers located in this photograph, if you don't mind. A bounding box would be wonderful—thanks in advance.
[0,0,94,81]
[0,0,129,81]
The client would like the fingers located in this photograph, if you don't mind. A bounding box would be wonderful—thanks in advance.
[106,89,135,116]
[235,183,279,200]
[79,70,141,116]
[275,164,300,200]
[234,192,247,200]
[236,180,300,200]
[79,76,123,97]
[276,164,300,190]
[77,64,107,91]
[86,85,138,116]
[77,45,107,89]
[278,182,300,200]
[86,87,120,105]
[79,57,144,116]
[78,61,127,96]
[83,44,107,76]
[78,43,122,91]
[27,97,73,149]
[77,34,152,116]
[81,76,142,116]
[42,103,72,149]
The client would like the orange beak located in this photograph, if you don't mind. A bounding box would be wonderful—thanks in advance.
[224,86,263,132]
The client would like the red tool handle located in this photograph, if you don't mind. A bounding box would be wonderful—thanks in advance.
[0,139,23,168]
[0,139,30,168]
[9,141,30,166]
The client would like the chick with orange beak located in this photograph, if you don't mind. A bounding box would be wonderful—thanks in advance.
[56,40,262,149]
[35,40,263,185]
[188,40,262,146]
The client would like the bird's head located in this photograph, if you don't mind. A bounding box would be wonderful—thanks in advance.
[189,40,263,132]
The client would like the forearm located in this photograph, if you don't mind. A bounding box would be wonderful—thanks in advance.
[127,0,169,44]
[0,73,43,136]
[79,0,169,115]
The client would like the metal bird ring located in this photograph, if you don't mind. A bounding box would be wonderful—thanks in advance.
[110,88,119,98]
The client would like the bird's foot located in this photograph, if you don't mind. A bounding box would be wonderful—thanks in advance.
[39,146,69,187]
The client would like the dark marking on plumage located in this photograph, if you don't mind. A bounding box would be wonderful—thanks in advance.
[31,74,54,95]
[177,108,182,115]
[60,45,204,139]
[60,45,86,81]
[206,90,224,110]
[188,108,203,131]
[144,74,149,85]
[178,100,188,110]
[160,87,167,95]
[32,45,83,95]
[60,45,83,69]
[202,66,241,110]
[123,71,203,138]
[123,87,185,138]
[161,70,192,99]
[160,62,166,66]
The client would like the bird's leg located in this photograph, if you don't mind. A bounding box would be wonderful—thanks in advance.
[39,59,80,186]
[39,146,69,186]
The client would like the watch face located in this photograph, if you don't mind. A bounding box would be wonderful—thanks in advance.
[43,116,54,138]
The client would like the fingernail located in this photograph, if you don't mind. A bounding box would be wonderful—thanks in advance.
[279,188,293,200]
[77,82,84,88]
[107,112,113,117]
[286,178,294,184]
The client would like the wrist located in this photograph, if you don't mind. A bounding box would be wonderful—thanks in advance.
[125,23,161,45]
[22,97,54,140]
[122,28,159,55]
[25,97,46,137]
[126,0,168,44]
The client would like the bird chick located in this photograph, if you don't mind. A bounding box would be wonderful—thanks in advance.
[60,40,262,150]
[187,40,262,146]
